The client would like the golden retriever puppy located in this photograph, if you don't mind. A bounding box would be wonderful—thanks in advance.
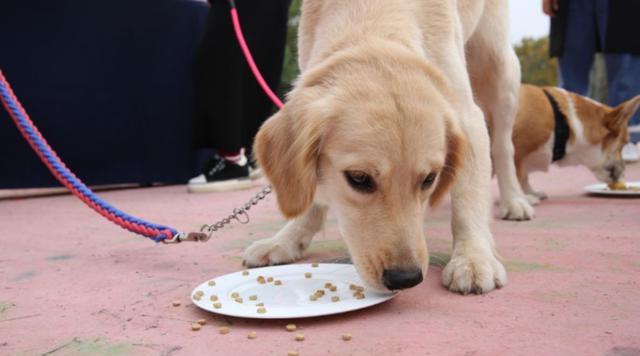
[244,0,520,294]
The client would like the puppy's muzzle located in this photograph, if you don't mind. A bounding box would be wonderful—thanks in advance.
[382,268,423,290]
[606,162,624,181]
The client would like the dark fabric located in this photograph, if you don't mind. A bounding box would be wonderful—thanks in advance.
[550,0,640,58]
[542,89,570,162]
[605,1,640,54]
[549,0,570,58]
[192,0,291,156]
[0,0,208,188]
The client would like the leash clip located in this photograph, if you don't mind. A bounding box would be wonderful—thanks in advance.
[162,232,211,244]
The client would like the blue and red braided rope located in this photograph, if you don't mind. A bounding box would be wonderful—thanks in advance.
[0,70,177,242]
[0,3,283,243]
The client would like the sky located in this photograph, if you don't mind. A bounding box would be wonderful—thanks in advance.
[509,0,550,44]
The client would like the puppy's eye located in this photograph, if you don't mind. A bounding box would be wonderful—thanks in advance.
[344,171,376,193]
[421,172,438,190]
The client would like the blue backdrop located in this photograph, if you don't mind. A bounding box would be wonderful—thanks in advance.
[0,0,209,188]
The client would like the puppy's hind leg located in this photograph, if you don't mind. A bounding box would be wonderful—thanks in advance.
[467,7,534,221]
[243,204,328,267]
[521,175,547,205]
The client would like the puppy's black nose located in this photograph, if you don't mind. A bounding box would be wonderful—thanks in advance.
[382,268,423,290]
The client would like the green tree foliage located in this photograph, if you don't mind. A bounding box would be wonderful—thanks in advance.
[514,37,558,86]
[279,0,302,95]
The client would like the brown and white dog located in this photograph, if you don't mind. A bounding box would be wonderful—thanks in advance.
[514,84,640,204]
[242,0,527,294]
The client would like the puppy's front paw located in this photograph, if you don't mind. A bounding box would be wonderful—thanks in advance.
[499,196,535,221]
[442,251,507,294]
[242,237,304,267]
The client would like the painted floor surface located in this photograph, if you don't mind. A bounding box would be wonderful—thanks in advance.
[1,164,639,356]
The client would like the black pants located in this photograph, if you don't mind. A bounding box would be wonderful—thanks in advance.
[192,0,291,156]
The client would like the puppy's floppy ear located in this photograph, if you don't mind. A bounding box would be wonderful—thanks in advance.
[253,89,329,219]
[429,120,467,207]
[608,95,640,130]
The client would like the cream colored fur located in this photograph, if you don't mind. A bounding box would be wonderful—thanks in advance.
[243,0,521,294]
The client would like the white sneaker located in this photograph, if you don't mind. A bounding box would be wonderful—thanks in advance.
[622,142,639,163]
[249,165,263,180]
[187,153,252,193]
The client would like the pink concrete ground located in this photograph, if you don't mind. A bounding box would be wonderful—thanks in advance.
[1,163,639,356]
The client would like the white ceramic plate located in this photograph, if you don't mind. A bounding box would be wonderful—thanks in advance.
[191,263,397,319]
[584,181,640,196]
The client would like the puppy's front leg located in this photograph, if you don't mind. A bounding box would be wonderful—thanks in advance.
[243,204,327,267]
[442,105,507,294]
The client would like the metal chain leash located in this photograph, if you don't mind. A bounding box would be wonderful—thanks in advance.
[162,185,273,244]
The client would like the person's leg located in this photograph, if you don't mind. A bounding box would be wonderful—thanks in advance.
[236,0,292,160]
[192,0,246,154]
[606,54,640,128]
[189,0,252,192]
[557,0,597,96]
[607,53,640,161]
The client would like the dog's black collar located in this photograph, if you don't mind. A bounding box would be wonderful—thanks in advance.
[542,89,570,162]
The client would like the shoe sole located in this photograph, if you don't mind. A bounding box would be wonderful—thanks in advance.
[188,179,253,193]
[249,168,263,180]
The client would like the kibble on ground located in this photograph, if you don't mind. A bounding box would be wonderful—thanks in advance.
[219,326,231,335]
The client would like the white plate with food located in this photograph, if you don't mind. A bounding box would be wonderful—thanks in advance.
[191,263,397,319]
[584,181,640,196]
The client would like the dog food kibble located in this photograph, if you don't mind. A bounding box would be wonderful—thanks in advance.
[295,334,305,341]
[210,295,218,302]
[608,181,627,190]
[342,333,352,341]
[249,295,257,301]
[197,319,207,326]
[248,331,257,339]
[172,301,181,307]
[349,284,357,290]
[213,302,222,309]
[331,296,340,302]
[324,282,333,289]
[242,270,250,276]
[193,295,201,301]
[256,302,264,306]
[329,286,337,292]
[231,292,240,298]
[219,326,231,335]
[304,272,312,278]
[191,323,202,331]
[196,290,204,296]
[208,280,216,286]
[309,295,318,301]
[257,276,266,284]
[355,293,365,300]
[274,280,282,285]
[235,297,243,303]
[257,307,267,314]
[315,289,325,296]
[312,263,319,267]
[286,324,297,332]
[267,276,274,283]
[287,351,299,356]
